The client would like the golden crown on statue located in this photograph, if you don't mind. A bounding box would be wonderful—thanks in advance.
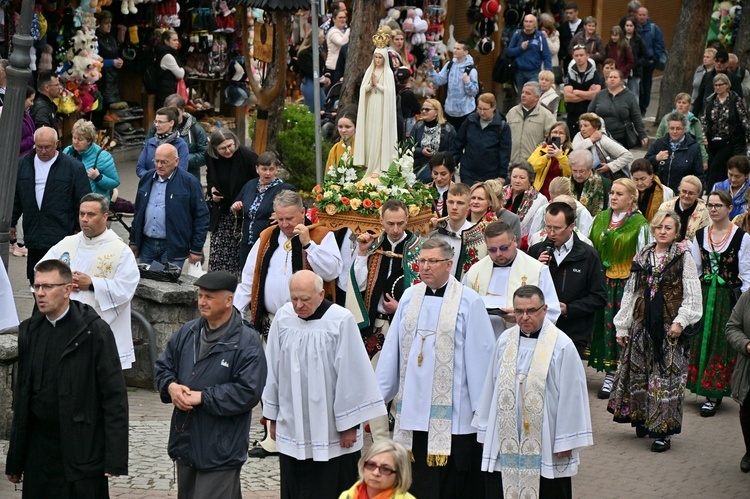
[372,27,391,49]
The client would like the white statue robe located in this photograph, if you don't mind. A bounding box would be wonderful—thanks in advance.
[262,302,386,461]
[473,321,594,479]
[463,253,561,338]
[43,229,139,369]
[234,231,343,313]
[0,260,19,332]
[376,284,495,435]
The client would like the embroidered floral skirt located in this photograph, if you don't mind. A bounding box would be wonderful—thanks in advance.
[588,277,626,372]
[208,213,242,278]
[686,284,737,397]
[608,320,689,437]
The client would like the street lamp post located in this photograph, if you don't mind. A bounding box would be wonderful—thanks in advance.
[0,0,34,269]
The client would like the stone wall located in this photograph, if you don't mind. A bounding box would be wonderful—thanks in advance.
[0,333,18,439]
[126,275,200,389]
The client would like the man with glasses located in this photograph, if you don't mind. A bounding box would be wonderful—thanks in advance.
[12,127,91,286]
[6,259,128,497]
[376,238,494,498]
[528,202,607,357]
[474,285,593,498]
[645,112,704,192]
[130,143,209,268]
[42,193,140,369]
[136,106,190,178]
[463,221,559,338]
[693,49,743,117]
[658,175,709,242]
[30,71,60,130]
[563,44,603,136]
[262,270,385,498]
[451,93,511,187]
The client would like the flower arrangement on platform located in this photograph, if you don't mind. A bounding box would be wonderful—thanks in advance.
[313,143,435,217]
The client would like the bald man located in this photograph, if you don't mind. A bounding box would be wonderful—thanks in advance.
[12,126,91,284]
[130,143,209,268]
[263,270,386,498]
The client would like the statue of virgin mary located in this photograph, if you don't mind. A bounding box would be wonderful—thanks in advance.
[354,27,398,178]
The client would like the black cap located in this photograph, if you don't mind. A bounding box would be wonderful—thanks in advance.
[194,271,238,293]
[715,50,729,62]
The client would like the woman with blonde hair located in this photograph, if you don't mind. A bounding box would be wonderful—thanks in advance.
[412,98,456,182]
[589,177,651,398]
[528,121,571,199]
[537,70,559,117]
[390,29,411,70]
[484,179,522,242]
[339,440,415,499]
[609,209,702,452]
[63,118,120,199]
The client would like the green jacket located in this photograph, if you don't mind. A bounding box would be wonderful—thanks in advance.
[726,290,750,404]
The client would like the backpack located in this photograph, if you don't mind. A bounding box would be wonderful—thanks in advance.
[492,52,516,84]
[142,64,159,95]
[445,60,484,101]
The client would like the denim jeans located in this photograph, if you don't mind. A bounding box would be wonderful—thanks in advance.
[626,76,641,106]
[515,69,540,99]
[139,236,185,269]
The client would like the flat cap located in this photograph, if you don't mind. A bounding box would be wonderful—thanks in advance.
[194,271,238,292]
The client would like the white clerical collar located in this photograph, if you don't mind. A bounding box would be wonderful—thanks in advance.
[83,229,108,242]
[47,305,71,326]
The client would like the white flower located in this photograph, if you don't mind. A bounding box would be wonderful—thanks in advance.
[342,182,354,189]
[337,166,346,174]
[403,172,417,186]
[376,184,388,192]
[344,168,358,182]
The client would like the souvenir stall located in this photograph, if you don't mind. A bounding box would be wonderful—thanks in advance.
[0,0,251,149]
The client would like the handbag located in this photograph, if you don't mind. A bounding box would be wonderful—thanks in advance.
[176,78,188,101]
[681,320,702,339]
[593,143,629,181]
[625,123,639,149]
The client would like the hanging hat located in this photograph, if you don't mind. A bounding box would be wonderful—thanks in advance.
[477,37,494,55]
[505,7,520,26]
[482,0,501,19]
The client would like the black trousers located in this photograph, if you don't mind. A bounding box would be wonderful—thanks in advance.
[27,246,52,285]
[446,113,470,134]
[409,431,485,499]
[279,451,359,499]
[741,391,750,454]
[484,471,572,499]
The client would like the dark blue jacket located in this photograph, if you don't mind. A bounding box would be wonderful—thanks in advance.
[136,136,190,178]
[155,311,266,471]
[506,29,552,72]
[234,178,296,247]
[13,152,91,249]
[411,120,456,182]
[130,167,210,261]
[637,19,665,60]
[451,110,511,183]
[645,133,704,192]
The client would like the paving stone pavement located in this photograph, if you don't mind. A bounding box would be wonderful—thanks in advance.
[1,368,748,498]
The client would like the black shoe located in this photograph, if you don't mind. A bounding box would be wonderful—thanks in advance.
[741,452,750,473]
[700,399,719,417]
[248,446,279,458]
[597,373,615,399]
[651,438,671,453]
[388,414,395,432]
[635,425,648,438]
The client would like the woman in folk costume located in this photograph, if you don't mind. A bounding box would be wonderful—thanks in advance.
[354,28,398,178]
[608,210,703,453]
[630,158,674,222]
[687,190,750,417]
[503,162,549,247]
[589,178,651,399]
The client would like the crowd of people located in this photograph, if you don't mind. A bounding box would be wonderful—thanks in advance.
[3,1,750,498]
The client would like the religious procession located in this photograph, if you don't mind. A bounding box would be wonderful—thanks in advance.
[0,0,750,498]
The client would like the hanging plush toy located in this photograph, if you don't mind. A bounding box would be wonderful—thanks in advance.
[412,8,428,46]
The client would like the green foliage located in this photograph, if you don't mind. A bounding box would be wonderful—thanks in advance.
[274,104,332,192]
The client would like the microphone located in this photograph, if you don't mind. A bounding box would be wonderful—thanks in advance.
[544,240,556,264]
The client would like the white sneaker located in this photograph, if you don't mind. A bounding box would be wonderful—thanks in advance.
[13,244,28,257]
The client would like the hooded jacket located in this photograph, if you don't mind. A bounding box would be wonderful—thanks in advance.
[645,132,704,192]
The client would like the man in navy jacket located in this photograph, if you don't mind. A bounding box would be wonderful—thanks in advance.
[129,143,209,267]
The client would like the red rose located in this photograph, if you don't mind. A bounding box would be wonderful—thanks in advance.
[464,263,471,271]
[374,200,383,208]
[341,197,350,205]
[363,198,374,209]
[412,263,420,271]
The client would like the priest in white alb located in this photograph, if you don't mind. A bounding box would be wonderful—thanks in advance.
[0,258,19,332]
[376,238,495,498]
[473,285,593,498]
[42,193,138,368]
[262,270,387,498]
[463,220,560,338]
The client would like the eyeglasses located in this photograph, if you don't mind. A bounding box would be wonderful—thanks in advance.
[679,189,698,197]
[714,82,728,87]
[421,107,435,112]
[417,258,450,266]
[217,143,235,153]
[31,283,69,293]
[513,305,545,317]
[546,225,570,234]
[487,245,513,253]
[154,119,170,125]
[707,203,727,210]
[477,106,493,112]
[363,461,396,476]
